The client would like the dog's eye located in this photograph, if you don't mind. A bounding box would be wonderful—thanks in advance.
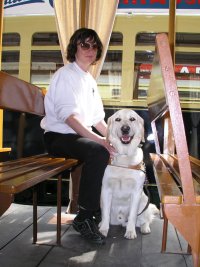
[115,118,121,122]
[130,117,136,122]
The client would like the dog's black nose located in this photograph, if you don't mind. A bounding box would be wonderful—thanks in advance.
[121,125,130,134]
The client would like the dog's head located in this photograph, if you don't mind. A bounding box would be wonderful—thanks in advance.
[107,109,144,155]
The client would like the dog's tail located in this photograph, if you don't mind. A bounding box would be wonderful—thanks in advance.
[145,203,160,222]
[150,204,160,215]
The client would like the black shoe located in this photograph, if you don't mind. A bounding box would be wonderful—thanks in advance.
[93,210,102,225]
[73,217,105,244]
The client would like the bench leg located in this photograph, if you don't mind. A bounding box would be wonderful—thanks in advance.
[161,205,168,253]
[187,244,192,254]
[57,174,62,246]
[67,164,82,214]
[32,186,37,244]
[165,204,200,267]
[32,178,62,246]
[0,193,14,216]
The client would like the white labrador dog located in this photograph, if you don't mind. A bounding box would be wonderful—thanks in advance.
[99,109,159,239]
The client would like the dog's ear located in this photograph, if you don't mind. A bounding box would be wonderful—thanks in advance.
[136,114,145,143]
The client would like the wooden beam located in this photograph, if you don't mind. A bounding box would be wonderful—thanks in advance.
[80,0,86,28]
[0,1,4,149]
[0,0,3,64]
[163,0,176,154]
[168,0,176,65]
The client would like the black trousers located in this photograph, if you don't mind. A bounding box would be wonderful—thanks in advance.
[44,132,110,211]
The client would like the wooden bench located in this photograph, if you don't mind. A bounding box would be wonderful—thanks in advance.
[147,33,200,267]
[0,71,80,245]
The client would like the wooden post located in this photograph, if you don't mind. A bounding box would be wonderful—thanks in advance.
[0,1,4,149]
[80,0,86,28]
[0,3,11,156]
[168,0,176,66]
[164,0,176,154]
[0,1,3,63]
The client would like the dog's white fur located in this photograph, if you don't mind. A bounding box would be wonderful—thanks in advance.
[99,109,159,239]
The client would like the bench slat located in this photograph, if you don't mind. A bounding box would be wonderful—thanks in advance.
[172,154,200,181]
[0,157,60,176]
[0,154,48,167]
[0,158,78,194]
[190,162,200,182]
[190,156,200,167]
[0,71,45,115]
[0,157,66,182]
[162,154,200,204]
[150,153,183,204]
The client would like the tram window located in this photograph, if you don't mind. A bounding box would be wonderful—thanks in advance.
[32,32,59,45]
[31,50,63,88]
[136,33,157,45]
[109,32,123,46]
[134,50,200,101]
[134,51,154,99]
[98,51,122,99]
[176,33,200,47]
[1,51,19,76]
[176,52,200,65]
[175,52,200,102]
[135,51,154,63]
[136,32,200,47]
[2,33,20,46]
[112,88,121,96]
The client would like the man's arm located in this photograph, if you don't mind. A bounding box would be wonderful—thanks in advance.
[65,115,115,155]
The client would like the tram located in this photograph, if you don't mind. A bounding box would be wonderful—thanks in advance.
[0,1,200,204]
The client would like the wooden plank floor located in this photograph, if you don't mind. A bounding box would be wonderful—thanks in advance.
[0,203,193,267]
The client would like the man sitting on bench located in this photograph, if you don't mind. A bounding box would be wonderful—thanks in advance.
[40,28,115,244]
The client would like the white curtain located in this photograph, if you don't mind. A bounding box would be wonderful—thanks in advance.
[54,0,81,65]
[54,0,118,79]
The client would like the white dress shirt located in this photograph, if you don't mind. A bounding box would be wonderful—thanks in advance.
[40,62,105,134]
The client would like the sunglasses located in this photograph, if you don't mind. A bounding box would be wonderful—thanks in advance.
[79,42,98,50]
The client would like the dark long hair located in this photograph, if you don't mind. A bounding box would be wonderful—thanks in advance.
[67,28,103,64]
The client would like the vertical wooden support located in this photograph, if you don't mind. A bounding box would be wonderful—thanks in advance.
[0,1,4,149]
[32,186,38,244]
[163,115,175,154]
[0,1,3,66]
[57,174,62,246]
[67,165,81,214]
[168,0,176,66]
[80,0,86,27]
[163,0,176,154]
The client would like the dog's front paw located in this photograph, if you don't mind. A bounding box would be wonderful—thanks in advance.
[124,229,137,239]
[99,226,109,237]
[140,223,151,234]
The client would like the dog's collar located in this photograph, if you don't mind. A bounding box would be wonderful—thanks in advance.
[108,159,146,172]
